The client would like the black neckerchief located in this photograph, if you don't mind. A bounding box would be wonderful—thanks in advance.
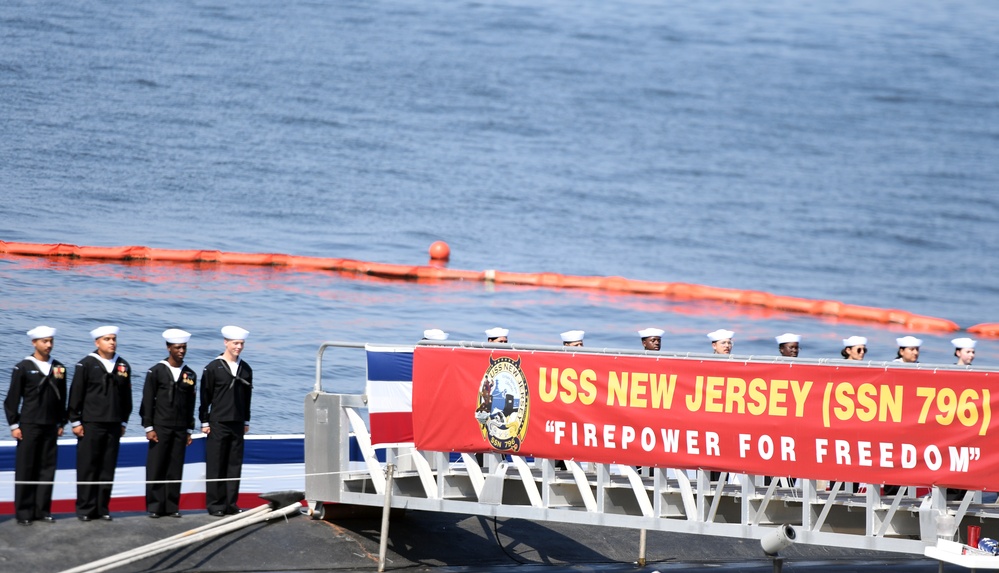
[219,357,251,391]
[30,357,62,401]
[159,360,182,404]
[42,369,62,401]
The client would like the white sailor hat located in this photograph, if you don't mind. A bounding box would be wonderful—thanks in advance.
[842,336,867,347]
[638,328,664,339]
[162,329,192,344]
[423,329,449,341]
[707,329,735,342]
[485,327,509,339]
[90,325,119,339]
[952,337,977,349]
[560,330,585,343]
[896,336,922,348]
[27,326,57,340]
[775,333,801,344]
[221,325,249,340]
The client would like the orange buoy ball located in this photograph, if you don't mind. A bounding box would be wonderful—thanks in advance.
[429,241,450,261]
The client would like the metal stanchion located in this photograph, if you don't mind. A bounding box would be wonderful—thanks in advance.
[378,463,396,573]
[638,528,647,567]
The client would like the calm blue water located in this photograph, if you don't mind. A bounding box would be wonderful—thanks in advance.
[3,0,999,435]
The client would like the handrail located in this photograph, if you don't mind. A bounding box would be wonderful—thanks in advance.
[314,339,997,396]
[314,341,366,393]
[369,339,998,372]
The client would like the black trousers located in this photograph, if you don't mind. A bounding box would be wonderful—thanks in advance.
[14,423,60,521]
[76,422,121,518]
[205,421,244,514]
[146,425,189,515]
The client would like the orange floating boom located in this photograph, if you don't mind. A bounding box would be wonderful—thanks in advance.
[968,323,999,337]
[0,240,967,334]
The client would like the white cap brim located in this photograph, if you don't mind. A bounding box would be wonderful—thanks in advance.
[90,325,119,339]
[707,329,735,342]
[27,326,57,340]
[423,329,449,341]
[952,337,976,349]
[163,329,192,344]
[221,325,249,340]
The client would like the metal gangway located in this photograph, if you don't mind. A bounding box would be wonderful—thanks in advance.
[303,341,999,560]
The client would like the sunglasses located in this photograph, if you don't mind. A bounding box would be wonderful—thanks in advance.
[853,347,867,353]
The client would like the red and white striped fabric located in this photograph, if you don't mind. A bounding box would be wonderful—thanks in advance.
[364,345,416,447]
[1,435,305,515]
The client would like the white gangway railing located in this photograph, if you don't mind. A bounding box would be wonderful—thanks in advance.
[304,341,999,561]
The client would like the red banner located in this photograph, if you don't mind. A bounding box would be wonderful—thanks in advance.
[412,347,997,490]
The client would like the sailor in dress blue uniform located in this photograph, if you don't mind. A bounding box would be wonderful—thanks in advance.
[4,326,67,525]
[200,326,252,516]
[68,325,132,521]
[141,328,197,518]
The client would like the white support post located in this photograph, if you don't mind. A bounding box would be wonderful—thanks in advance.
[510,455,543,508]
[460,453,485,497]
[344,407,385,494]
[567,461,598,512]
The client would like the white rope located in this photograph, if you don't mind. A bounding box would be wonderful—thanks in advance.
[58,502,303,573]
[11,468,375,487]
[11,450,422,487]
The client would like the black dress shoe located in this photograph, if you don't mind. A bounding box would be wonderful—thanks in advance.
[77,515,92,522]
[167,512,182,518]
[99,515,113,521]
[17,519,32,526]
[225,507,244,515]
[39,516,56,523]
[209,511,225,517]
[148,512,160,518]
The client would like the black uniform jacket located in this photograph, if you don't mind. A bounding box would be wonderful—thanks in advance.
[5,358,68,426]
[68,354,132,425]
[199,357,252,424]
[140,361,197,430]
